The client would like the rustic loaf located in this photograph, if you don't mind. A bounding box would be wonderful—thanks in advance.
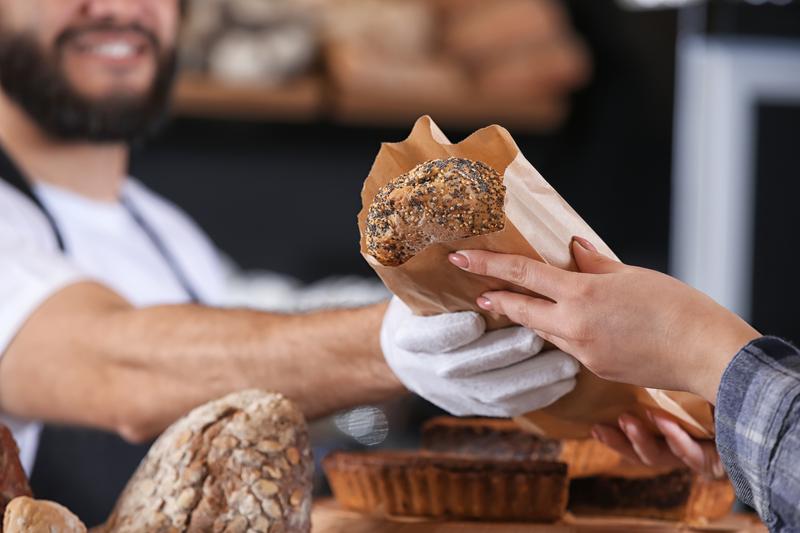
[366,157,505,266]
[3,497,86,533]
[102,390,313,533]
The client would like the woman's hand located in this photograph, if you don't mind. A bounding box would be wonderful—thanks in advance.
[447,237,760,404]
[593,412,725,479]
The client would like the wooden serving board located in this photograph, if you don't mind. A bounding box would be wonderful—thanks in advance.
[312,500,767,533]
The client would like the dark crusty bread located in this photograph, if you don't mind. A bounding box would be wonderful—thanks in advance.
[3,497,86,533]
[366,157,506,266]
[568,466,736,523]
[0,425,32,521]
[102,390,313,533]
[421,417,622,478]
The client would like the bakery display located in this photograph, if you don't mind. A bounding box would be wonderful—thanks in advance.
[3,497,86,533]
[180,0,317,85]
[323,0,590,130]
[0,397,739,529]
[103,390,313,533]
[323,450,568,522]
[365,157,506,266]
[421,417,621,478]
[420,417,735,524]
[175,1,591,130]
[0,425,32,521]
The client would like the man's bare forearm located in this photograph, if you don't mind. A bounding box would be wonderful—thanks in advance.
[0,282,403,441]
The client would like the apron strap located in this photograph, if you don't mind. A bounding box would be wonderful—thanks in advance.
[0,142,165,525]
[0,145,65,251]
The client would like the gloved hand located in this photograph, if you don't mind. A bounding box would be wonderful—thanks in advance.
[381,297,580,417]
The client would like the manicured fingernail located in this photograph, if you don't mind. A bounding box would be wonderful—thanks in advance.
[477,296,493,310]
[449,253,469,269]
[573,236,598,252]
[591,428,603,443]
[646,410,655,424]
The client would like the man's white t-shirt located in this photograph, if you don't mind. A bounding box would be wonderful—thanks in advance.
[0,177,229,474]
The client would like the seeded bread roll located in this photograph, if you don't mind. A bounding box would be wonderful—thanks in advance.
[103,390,312,533]
[366,157,506,266]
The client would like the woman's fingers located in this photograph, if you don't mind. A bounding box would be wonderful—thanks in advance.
[478,290,563,338]
[450,250,573,300]
[595,414,727,480]
[591,424,643,466]
[651,411,726,479]
[616,414,686,469]
[571,237,624,274]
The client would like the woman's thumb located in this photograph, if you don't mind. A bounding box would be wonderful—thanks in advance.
[572,237,622,274]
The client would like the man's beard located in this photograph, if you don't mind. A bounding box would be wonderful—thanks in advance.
[0,24,176,143]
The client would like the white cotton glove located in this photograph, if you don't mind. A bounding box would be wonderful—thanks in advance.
[381,297,580,417]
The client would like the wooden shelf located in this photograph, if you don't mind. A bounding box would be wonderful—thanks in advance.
[171,73,324,122]
[331,89,567,132]
[171,74,566,132]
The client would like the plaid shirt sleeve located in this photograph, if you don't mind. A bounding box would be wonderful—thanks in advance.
[715,336,800,531]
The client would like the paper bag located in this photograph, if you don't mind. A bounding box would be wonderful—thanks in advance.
[358,116,714,439]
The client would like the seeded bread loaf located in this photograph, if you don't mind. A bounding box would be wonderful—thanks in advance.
[3,497,86,533]
[102,390,313,533]
[366,157,506,266]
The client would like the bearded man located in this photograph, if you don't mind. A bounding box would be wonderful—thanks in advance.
[0,0,578,525]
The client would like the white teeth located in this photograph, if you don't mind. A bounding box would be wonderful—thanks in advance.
[92,42,136,59]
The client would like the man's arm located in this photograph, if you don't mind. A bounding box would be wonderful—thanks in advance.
[0,282,403,443]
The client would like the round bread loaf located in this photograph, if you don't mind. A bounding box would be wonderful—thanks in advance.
[103,390,312,533]
[366,157,506,266]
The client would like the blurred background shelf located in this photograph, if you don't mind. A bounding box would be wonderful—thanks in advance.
[171,73,324,122]
[331,91,566,132]
[172,74,565,132]
[173,0,590,131]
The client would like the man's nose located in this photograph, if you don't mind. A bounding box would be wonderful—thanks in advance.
[81,0,145,24]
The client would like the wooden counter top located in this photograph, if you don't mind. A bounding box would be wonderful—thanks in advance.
[312,500,766,533]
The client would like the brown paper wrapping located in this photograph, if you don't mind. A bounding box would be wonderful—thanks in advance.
[358,116,714,440]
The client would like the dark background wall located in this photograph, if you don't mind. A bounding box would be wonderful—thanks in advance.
[752,104,800,341]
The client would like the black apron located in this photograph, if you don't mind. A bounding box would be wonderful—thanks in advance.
[0,144,200,527]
